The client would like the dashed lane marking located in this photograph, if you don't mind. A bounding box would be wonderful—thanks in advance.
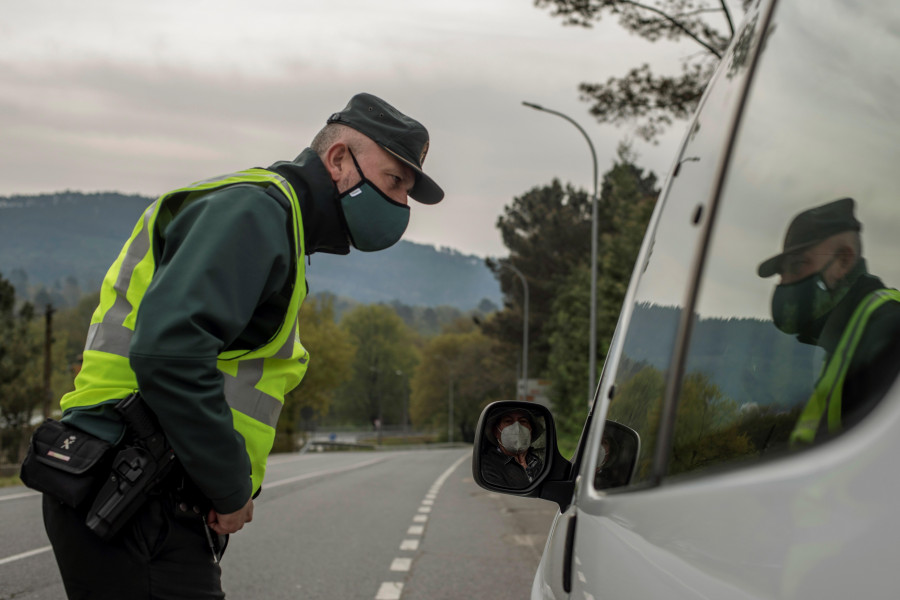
[375,453,468,599]
[375,582,404,600]
[390,558,412,572]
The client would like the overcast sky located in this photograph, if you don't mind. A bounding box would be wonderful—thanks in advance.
[0,0,708,258]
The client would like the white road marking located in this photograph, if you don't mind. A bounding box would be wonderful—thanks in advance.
[375,453,469,600]
[0,491,40,503]
[265,456,386,489]
[390,558,412,572]
[0,545,52,567]
[375,582,404,600]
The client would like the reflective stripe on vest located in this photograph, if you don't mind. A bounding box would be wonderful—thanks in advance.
[790,289,900,446]
[61,169,309,492]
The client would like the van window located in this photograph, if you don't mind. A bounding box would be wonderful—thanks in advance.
[665,0,900,478]
[597,10,762,489]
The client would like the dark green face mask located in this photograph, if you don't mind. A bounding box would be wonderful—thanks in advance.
[771,258,850,335]
[338,151,410,252]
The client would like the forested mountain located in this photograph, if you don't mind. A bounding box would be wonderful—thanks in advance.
[621,303,821,411]
[0,192,501,310]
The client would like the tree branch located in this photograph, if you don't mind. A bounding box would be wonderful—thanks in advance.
[620,0,724,58]
[719,0,736,37]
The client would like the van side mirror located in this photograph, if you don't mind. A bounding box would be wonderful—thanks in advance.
[472,401,573,509]
[593,420,641,490]
[472,401,643,509]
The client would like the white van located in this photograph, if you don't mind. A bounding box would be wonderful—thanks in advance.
[472,0,900,598]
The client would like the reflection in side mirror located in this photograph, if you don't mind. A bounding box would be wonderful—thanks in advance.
[472,400,569,505]
[479,403,549,491]
[593,421,640,490]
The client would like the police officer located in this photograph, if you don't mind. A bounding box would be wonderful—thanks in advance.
[757,198,900,445]
[43,93,444,599]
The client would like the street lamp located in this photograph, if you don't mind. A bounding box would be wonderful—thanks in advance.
[499,263,529,402]
[522,101,599,406]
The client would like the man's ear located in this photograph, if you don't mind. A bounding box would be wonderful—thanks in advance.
[322,142,349,183]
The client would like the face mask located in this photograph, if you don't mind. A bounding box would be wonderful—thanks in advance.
[337,151,410,252]
[771,259,849,335]
[499,422,531,453]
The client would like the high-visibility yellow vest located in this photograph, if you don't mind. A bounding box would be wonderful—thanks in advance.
[61,169,309,493]
[790,289,900,446]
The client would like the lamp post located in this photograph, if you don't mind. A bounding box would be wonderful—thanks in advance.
[448,376,454,444]
[522,101,599,406]
[499,263,529,402]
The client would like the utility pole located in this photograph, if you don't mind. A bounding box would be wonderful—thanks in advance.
[499,263,529,401]
[42,304,54,418]
[448,377,454,444]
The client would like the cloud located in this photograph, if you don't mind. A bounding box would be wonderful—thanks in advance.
[0,0,693,256]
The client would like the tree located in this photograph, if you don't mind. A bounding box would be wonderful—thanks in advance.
[535,0,753,141]
[410,327,514,442]
[276,296,357,447]
[0,273,41,463]
[606,363,665,478]
[546,146,659,433]
[484,179,594,377]
[333,305,419,428]
[669,371,752,474]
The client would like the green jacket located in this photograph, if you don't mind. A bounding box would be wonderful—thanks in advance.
[791,274,900,445]
[62,149,347,512]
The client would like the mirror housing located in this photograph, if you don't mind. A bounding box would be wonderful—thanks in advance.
[472,401,574,510]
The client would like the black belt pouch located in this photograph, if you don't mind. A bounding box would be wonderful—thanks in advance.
[20,419,114,508]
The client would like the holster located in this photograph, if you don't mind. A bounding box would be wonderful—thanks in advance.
[85,393,176,540]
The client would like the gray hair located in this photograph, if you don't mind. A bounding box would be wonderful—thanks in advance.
[310,123,368,158]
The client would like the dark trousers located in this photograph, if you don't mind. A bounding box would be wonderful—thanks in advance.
[43,494,226,600]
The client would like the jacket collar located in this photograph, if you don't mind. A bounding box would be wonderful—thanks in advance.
[816,273,886,353]
[267,148,350,256]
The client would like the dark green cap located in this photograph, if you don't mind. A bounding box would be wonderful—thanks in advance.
[327,93,444,205]
[758,197,861,278]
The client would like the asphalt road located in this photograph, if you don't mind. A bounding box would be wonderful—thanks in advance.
[0,448,557,599]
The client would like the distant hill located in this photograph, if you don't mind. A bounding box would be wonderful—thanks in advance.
[0,192,501,310]
[621,303,822,411]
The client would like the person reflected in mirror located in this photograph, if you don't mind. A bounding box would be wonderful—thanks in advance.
[593,421,640,489]
[758,198,900,445]
[481,408,545,488]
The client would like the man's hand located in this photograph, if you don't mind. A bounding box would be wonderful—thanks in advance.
[207,498,253,535]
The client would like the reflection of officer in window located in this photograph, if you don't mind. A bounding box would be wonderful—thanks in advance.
[481,409,544,488]
[758,198,900,444]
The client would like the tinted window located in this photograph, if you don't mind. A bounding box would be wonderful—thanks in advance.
[667,0,900,477]
[597,8,764,489]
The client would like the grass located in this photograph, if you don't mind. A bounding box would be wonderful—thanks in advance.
[0,475,23,488]
[557,430,580,461]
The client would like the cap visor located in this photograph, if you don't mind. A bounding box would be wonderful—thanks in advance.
[384,147,444,205]
[757,254,783,278]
